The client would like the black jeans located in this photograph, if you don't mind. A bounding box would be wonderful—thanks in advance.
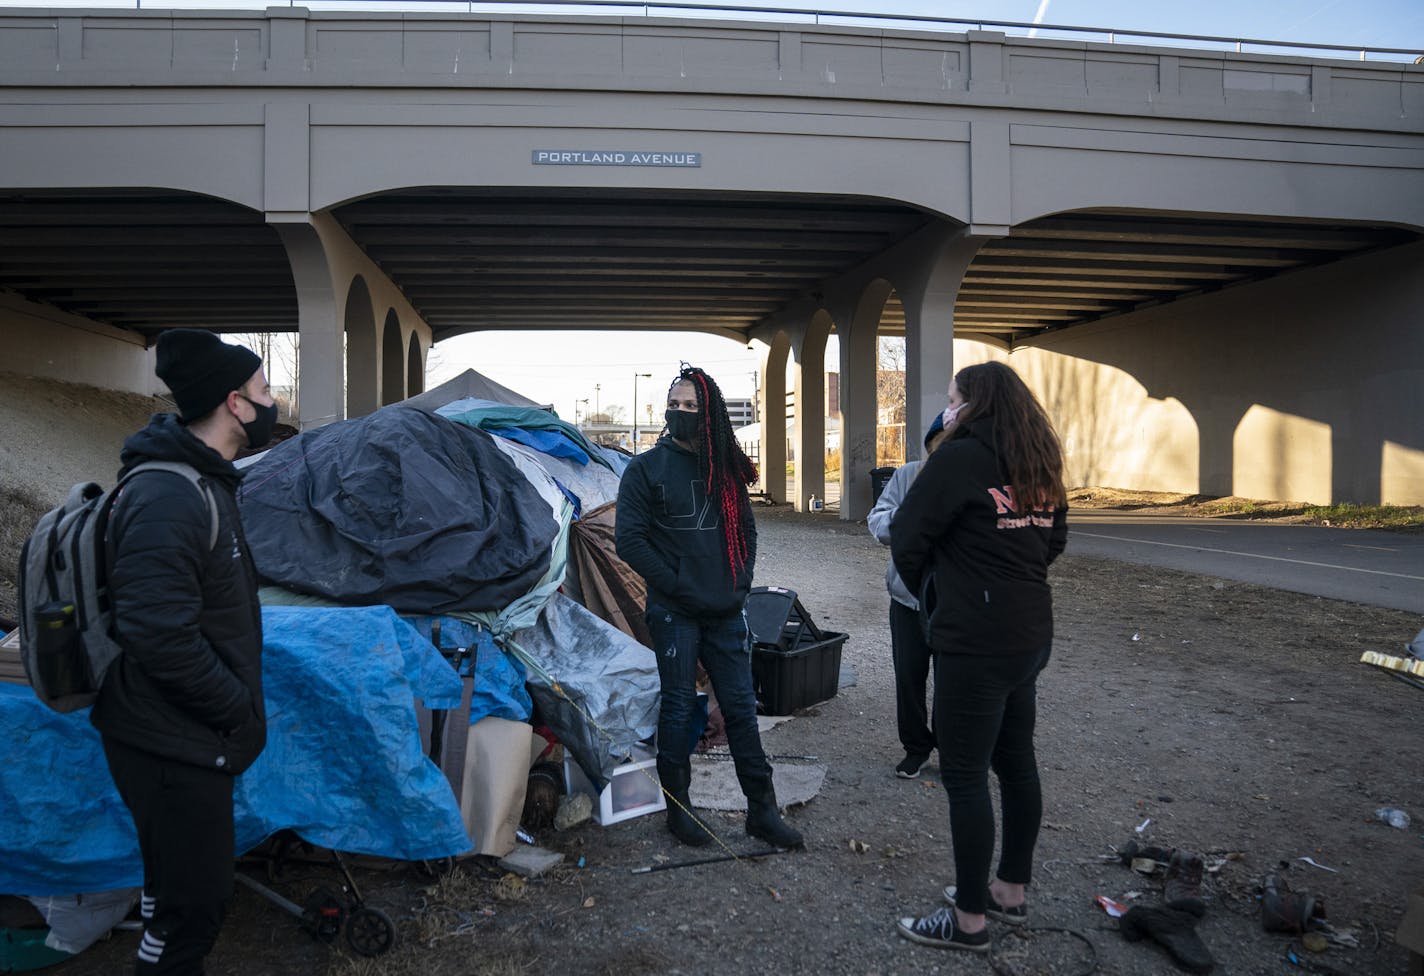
[934,644,1051,915]
[889,600,936,759]
[645,600,772,788]
[102,736,234,976]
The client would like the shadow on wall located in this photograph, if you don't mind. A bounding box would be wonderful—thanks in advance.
[952,329,1424,505]
[952,339,1200,494]
[951,238,1424,505]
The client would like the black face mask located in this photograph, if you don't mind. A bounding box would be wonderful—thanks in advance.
[665,409,701,442]
[238,394,279,449]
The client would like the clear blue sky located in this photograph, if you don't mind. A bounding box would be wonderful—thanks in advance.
[428,0,1422,417]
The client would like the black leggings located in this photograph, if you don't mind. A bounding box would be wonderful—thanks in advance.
[934,645,1051,914]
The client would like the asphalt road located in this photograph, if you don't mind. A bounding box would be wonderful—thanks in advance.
[1067,511,1424,614]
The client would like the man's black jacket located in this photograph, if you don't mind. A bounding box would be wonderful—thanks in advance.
[615,436,757,619]
[891,417,1068,656]
[90,413,266,774]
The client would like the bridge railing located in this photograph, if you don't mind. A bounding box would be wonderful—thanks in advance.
[2,1,1418,130]
[21,0,1423,63]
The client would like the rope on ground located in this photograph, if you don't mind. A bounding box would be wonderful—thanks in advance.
[504,638,751,865]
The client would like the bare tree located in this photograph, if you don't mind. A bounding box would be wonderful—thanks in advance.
[227,331,300,421]
[876,336,907,465]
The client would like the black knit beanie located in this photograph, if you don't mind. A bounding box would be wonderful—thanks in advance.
[155,329,262,423]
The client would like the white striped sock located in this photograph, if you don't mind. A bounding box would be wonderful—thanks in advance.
[137,930,166,963]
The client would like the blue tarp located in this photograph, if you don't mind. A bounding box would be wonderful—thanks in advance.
[403,616,533,724]
[0,606,471,896]
[435,398,611,473]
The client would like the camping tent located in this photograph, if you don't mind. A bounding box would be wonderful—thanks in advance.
[399,368,550,413]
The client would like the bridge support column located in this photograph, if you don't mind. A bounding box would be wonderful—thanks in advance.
[792,310,833,513]
[834,280,894,520]
[898,231,995,451]
[270,212,434,428]
[757,332,790,502]
[271,220,344,430]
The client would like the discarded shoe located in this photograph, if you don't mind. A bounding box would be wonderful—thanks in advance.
[895,907,990,952]
[1120,902,1215,974]
[895,754,931,779]
[1260,874,1326,934]
[942,884,1028,925]
[1164,849,1206,910]
[1117,839,1176,866]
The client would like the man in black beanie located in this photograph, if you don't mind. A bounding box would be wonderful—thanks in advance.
[92,328,276,974]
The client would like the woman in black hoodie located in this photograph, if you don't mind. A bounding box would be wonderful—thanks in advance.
[615,365,803,851]
[890,361,1068,952]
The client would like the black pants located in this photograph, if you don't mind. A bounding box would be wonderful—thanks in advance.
[102,737,235,976]
[935,644,1051,915]
[889,600,936,759]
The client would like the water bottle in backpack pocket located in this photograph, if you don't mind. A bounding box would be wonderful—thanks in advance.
[32,600,90,698]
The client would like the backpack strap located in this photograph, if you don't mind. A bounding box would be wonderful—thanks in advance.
[120,461,222,551]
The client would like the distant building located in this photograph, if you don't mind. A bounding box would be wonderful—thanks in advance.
[724,396,755,428]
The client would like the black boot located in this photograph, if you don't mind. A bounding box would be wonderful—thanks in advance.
[656,759,712,847]
[739,771,804,850]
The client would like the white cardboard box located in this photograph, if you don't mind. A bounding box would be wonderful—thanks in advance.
[563,754,665,826]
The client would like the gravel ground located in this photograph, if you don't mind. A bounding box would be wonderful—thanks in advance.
[6,374,1422,975]
[37,504,1424,976]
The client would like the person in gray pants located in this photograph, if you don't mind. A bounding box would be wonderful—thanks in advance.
[867,411,949,779]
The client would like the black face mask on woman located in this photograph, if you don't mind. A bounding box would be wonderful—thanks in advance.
[665,408,702,442]
[238,394,279,449]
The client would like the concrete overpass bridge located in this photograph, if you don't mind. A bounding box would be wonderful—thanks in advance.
[2,4,1421,516]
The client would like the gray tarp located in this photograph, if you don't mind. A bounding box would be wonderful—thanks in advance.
[512,593,659,788]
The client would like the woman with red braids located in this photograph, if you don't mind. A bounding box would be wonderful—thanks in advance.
[615,365,804,850]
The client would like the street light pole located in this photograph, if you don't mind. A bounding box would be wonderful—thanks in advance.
[632,372,652,453]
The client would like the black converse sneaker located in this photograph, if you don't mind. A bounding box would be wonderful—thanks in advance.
[943,884,1029,925]
[895,906,990,952]
[894,754,930,779]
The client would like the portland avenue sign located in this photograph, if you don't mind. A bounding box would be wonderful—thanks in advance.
[532,150,701,167]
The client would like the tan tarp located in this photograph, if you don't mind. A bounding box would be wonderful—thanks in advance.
[567,502,652,648]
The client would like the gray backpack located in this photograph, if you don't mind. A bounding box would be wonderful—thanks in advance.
[17,461,219,713]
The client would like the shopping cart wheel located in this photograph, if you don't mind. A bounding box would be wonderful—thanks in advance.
[301,888,345,944]
[346,906,396,957]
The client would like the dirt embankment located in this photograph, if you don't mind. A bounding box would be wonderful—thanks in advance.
[0,373,168,623]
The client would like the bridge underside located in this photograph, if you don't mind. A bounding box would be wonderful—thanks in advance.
[0,187,1410,346]
[2,186,1420,510]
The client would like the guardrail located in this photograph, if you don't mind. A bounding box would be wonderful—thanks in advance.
[28,0,1424,63]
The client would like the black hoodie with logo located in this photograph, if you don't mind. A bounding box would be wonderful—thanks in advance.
[891,416,1068,656]
[615,435,757,620]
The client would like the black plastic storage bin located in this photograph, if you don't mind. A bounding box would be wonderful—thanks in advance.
[746,586,848,715]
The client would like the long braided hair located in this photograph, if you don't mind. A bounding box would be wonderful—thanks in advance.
[668,364,758,576]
